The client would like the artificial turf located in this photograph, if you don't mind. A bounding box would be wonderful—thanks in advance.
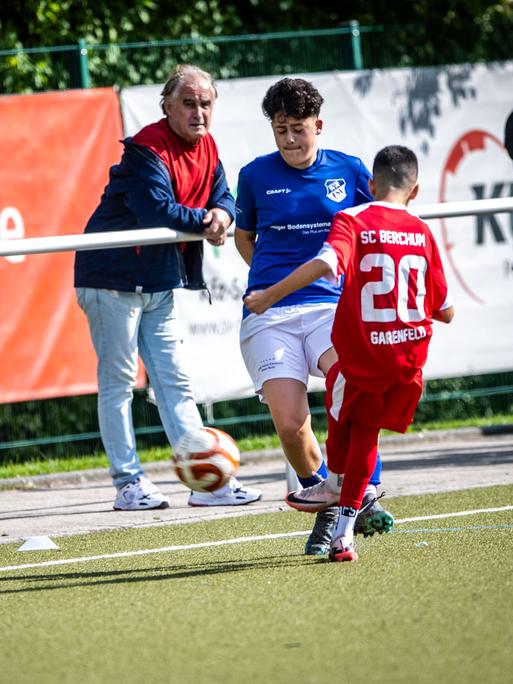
[1,484,512,684]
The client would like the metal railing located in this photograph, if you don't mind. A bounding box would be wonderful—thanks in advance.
[2,197,513,259]
[1,196,513,457]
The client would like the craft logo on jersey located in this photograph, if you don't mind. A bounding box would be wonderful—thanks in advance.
[325,178,346,202]
[266,187,291,195]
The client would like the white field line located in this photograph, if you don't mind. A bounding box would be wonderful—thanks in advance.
[0,504,512,573]
[394,504,513,524]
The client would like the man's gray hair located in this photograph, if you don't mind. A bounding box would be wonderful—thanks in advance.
[160,64,217,113]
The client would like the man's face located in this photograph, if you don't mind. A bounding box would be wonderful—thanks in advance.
[271,113,322,169]
[163,78,216,144]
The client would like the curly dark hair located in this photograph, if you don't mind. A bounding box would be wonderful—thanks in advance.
[262,78,324,120]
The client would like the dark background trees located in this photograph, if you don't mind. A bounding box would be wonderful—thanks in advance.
[1,2,512,50]
[1,1,512,92]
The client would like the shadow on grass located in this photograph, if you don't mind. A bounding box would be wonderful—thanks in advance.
[0,552,324,595]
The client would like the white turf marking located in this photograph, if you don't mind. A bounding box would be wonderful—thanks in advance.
[394,504,513,524]
[0,504,512,573]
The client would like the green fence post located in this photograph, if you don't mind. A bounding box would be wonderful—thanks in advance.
[350,20,363,70]
[78,39,91,88]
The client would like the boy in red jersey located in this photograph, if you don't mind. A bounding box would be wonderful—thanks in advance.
[244,145,454,561]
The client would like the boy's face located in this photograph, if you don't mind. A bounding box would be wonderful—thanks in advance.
[271,113,322,169]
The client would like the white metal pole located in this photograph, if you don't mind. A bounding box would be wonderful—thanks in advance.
[1,197,512,258]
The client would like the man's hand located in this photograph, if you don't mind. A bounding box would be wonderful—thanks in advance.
[243,289,276,314]
[202,208,232,246]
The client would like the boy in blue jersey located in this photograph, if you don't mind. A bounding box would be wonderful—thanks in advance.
[235,78,393,554]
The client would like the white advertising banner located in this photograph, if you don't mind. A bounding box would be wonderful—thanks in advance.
[120,62,513,402]
[173,242,254,403]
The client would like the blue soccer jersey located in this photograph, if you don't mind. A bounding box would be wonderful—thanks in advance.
[236,149,372,313]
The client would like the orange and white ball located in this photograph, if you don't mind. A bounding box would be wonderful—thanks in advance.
[173,427,240,492]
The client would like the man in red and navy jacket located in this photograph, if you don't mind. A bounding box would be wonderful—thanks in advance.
[74,64,262,511]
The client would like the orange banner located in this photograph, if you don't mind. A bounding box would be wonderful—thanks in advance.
[0,88,131,402]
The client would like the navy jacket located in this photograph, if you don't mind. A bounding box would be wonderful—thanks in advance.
[74,139,235,292]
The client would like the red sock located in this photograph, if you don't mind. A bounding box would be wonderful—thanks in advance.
[339,421,379,509]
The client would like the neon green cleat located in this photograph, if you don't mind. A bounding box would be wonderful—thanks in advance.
[354,493,394,537]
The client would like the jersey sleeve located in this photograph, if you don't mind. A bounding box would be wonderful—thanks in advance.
[314,243,340,284]
[235,167,256,231]
[326,211,357,274]
[354,160,373,206]
[428,230,452,312]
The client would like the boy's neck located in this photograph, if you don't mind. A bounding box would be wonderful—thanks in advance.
[373,189,411,205]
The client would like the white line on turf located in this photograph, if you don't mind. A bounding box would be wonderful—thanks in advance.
[394,504,513,524]
[0,504,512,573]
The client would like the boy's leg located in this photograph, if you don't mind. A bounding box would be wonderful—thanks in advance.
[326,363,393,537]
[337,421,380,509]
[264,378,338,554]
[263,378,325,479]
[329,421,380,562]
[325,362,383,483]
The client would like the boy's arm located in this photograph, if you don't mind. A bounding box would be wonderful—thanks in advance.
[428,232,454,325]
[244,258,332,314]
[234,227,256,266]
[433,305,455,323]
[244,211,352,314]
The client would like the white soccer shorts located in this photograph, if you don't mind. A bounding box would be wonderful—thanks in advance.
[239,302,336,400]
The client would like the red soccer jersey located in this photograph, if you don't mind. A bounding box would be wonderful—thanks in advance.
[132,118,219,208]
[325,201,451,391]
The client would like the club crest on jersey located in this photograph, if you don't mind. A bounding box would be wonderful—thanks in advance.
[325,178,347,202]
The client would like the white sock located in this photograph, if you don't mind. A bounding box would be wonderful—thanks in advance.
[326,470,343,494]
[332,505,357,543]
[364,483,378,499]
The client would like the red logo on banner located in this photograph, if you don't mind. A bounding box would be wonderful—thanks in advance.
[438,129,513,305]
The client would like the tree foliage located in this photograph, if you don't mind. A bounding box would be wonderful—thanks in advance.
[0,2,512,92]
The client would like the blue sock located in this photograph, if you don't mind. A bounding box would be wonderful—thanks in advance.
[369,452,382,486]
[298,461,328,488]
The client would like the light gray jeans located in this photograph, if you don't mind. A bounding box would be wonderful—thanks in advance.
[76,288,202,488]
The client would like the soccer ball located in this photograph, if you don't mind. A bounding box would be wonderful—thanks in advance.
[173,427,240,492]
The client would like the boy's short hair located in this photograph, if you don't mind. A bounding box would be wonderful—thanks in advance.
[373,145,418,191]
[262,78,324,120]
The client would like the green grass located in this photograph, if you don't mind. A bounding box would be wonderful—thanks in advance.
[1,413,512,480]
[0,485,512,684]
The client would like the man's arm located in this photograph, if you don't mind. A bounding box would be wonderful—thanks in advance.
[202,208,232,245]
[206,160,236,220]
[203,160,236,245]
[244,258,332,314]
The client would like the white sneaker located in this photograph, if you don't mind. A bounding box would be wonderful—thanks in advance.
[285,471,342,513]
[113,476,170,510]
[188,476,262,507]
